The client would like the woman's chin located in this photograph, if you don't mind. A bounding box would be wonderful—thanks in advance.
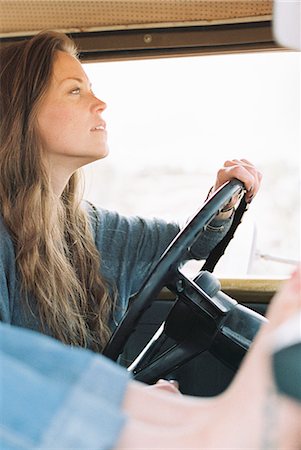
[86,147,110,164]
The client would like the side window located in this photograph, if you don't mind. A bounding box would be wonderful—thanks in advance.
[83,51,300,277]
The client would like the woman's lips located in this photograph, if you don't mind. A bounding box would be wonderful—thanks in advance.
[90,122,106,131]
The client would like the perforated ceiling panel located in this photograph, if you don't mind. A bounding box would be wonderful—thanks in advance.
[0,0,272,36]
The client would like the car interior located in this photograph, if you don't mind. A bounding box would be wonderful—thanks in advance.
[0,0,299,397]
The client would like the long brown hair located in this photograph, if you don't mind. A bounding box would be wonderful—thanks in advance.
[0,31,113,351]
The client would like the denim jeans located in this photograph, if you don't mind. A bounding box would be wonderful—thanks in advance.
[0,323,130,449]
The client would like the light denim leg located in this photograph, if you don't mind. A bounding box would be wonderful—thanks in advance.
[0,323,130,450]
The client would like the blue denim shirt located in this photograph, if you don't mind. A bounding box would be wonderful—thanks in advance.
[0,202,232,339]
[0,322,131,449]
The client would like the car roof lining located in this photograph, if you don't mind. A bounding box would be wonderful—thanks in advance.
[0,0,273,37]
[0,1,282,61]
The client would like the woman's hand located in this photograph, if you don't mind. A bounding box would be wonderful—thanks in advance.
[213,158,262,203]
[210,159,262,218]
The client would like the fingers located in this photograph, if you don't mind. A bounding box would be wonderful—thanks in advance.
[214,159,262,203]
[148,379,181,395]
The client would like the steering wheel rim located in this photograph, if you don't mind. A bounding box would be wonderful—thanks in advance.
[103,179,246,361]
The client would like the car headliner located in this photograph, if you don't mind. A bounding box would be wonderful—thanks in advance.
[0,0,281,61]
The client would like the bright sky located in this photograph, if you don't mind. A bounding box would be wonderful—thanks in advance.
[84,51,300,172]
[82,51,300,276]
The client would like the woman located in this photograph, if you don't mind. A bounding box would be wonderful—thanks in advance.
[0,31,261,352]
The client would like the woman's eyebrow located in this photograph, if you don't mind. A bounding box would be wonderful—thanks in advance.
[60,77,92,87]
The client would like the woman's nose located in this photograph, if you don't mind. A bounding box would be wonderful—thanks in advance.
[93,96,106,112]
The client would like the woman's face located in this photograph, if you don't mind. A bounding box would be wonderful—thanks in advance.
[37,50,108,172]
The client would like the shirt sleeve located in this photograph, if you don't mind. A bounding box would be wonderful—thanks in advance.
[86,203,232,324]
[0,322,130,450]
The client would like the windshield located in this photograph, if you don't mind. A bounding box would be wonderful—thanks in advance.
[83,51,300,278]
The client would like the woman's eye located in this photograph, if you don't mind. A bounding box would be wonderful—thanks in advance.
[70,87,80,95]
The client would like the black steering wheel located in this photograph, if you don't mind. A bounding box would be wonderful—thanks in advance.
[103,179,267,382]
